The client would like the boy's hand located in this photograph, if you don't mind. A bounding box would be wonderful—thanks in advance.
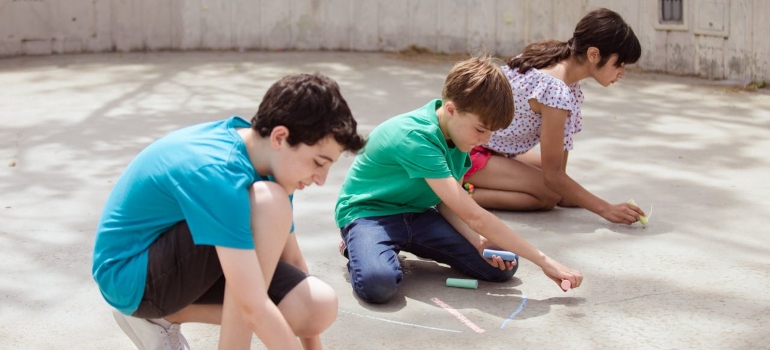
[540,255,582,290]
[486,255,516,270]
[478,237,517,271]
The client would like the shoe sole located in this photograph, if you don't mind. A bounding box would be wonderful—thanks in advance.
[112,310,148,350]
[338,241,349,259]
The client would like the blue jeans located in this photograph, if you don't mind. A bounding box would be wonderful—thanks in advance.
[341,208,517,304]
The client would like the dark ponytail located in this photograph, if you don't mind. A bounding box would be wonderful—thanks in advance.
[508,40,572,74]
[509,8,642,74]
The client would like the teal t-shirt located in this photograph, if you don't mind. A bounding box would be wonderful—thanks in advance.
[92,116,290,315]
[335,99,471,228]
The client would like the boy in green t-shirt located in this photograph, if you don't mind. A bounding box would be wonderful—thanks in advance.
[335,56,583,304]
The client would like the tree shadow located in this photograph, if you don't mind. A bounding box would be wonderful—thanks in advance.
[1,51,769,349]
[0,50,454,316]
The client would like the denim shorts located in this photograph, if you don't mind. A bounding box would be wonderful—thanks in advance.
[132,221,307,318]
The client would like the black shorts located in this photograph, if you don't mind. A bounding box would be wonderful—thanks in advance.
[132,221,308,319]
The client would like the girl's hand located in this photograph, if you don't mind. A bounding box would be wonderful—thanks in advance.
[540,255,583,291]
[601,202,646,225]
[557,197,580,208]
[478,236,517,271]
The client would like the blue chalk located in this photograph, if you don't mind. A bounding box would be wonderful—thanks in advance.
[483,249,517,261]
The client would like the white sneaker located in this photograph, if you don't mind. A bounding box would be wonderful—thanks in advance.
[112,310,190,350]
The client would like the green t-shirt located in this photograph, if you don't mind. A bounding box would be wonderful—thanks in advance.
[335,99,471,228]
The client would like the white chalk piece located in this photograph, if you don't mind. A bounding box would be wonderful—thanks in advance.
[627,199,649,225]
[482,249,517,261]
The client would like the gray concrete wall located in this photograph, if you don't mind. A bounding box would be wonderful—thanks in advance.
[0,0,767,82]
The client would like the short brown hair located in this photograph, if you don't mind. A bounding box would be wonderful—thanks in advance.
[252,73,365,153]
[442,55,514,131]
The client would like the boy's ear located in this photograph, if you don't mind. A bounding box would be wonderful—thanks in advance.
[269,126,290,149]
[444,101,457,116]
[587,47,601,64]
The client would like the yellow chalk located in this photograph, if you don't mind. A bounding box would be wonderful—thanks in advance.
[627,199,648,225]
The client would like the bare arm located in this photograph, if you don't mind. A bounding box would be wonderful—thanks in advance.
[281,233,309,273]
[279,231,321,349]
[425,177,582,288]
[436,202,514,270]
[217,182,302,350]
[538,102,644,224]
[555,151,578,207]
[217,248,301,350]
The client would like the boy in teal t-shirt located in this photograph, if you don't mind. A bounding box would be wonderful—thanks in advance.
[335,56,584,304]
[93,73,365,349]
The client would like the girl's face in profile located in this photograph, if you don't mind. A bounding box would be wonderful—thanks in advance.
[592,54,626,87]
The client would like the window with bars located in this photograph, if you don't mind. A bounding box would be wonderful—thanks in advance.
[661,0,684,23]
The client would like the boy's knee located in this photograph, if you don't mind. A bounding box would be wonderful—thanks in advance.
[496,265,518,281]
[485,258,518,282]
[299,300,338,337]
[352,271,401,304]
[303,296,338,336]
[290,277,338,336]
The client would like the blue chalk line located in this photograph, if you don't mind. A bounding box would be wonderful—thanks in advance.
[340,309,462,333]
[500,294,528,329]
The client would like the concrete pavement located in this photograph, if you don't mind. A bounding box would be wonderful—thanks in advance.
[1,51,769,349]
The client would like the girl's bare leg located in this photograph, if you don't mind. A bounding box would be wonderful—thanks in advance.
[466,153,561,210]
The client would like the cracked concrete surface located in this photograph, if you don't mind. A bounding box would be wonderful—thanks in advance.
[1,51,769,349]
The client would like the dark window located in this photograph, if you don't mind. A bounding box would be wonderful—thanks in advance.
[661,0,684,22]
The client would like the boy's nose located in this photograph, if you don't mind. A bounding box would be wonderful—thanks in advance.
[314,170,328,186]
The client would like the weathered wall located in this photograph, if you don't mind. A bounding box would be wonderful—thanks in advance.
[0,0,767,82]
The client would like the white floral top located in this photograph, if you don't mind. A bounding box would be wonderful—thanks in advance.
[486,65,584,156]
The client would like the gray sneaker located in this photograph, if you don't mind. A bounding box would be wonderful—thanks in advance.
[112,310,190,350]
